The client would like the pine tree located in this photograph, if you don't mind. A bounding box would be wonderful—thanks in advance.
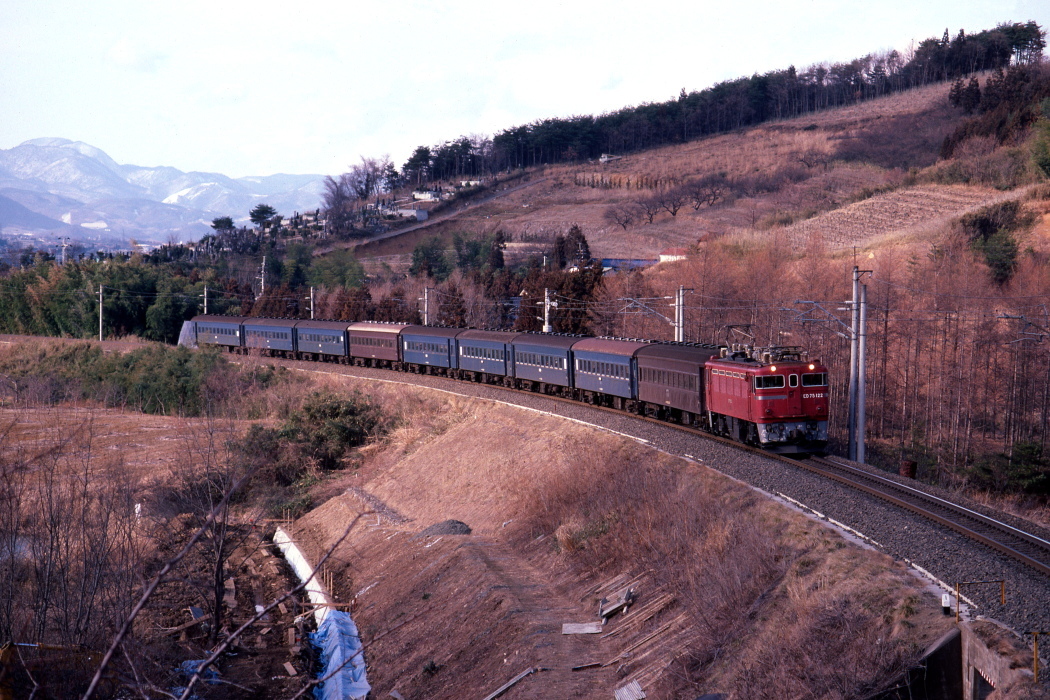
[437,283,467,327]
[961,77,981,113]
[565,224,591,265]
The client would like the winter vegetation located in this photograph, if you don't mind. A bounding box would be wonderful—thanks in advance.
[0,340,389,696]
[3,18,1050,697]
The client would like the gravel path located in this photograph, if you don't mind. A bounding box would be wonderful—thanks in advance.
[284,359,1050,640]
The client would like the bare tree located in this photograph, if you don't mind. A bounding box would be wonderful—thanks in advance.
[322,173,354,212]
[345,156,393,201]
[796,150,830,170]
[636,196,662,224]
[657,186,689,217]
[0,412,141,690]
[685,174,730,210]
[604,203,637,230]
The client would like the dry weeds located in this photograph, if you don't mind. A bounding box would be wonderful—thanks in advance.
[288,374,954,699]
[355,79,977,263]
[775,184,1021,251]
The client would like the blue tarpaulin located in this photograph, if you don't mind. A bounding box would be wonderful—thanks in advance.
[310,611,370,700]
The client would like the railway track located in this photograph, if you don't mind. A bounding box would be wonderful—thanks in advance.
[274,357,1050,583]
[7,333,1048,587]
[792,455,1050,578]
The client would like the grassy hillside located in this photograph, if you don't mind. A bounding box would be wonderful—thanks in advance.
[356,80,981,261]
[291,373,955,699]
[345,67,1050,507]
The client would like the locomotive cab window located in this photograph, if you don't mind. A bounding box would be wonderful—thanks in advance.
[802,372,827,387]
[789,374,798,388]
[754,375,785,390]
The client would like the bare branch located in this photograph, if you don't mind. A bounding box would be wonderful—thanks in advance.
[80,470,252,700]
[177,512,371,700]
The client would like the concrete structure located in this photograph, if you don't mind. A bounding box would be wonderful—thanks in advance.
[659,247,688,263]
[397,208,428,221]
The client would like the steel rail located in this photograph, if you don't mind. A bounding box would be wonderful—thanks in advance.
[234,353,1050,580]
[798,456,1050,578]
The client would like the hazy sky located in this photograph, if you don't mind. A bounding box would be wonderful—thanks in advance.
[2,0,1047,178]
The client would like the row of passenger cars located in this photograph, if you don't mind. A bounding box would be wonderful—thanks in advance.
[191,315,829,453]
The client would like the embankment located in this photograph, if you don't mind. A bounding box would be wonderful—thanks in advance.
[286,375,953,699]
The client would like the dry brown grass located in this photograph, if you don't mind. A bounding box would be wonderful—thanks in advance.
[773,183,1021,251]
[289,374,953,698]
[356,80,976,262]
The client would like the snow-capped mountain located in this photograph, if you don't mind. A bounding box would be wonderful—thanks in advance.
[0,138,325,245]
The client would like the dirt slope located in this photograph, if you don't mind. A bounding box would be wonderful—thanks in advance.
[289,376,952,699]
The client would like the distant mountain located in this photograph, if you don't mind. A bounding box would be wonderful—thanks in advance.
[0,193,69,231]
[0,138,326,245]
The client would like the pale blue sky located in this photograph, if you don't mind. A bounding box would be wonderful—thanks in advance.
[1,0,1046,178]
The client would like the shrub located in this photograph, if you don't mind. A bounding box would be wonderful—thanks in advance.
[279,391,386,471]
[966,442,1049,495]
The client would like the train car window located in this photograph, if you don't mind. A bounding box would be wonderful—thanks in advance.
[755,375,786,389]
[789,374,798,388]
[802,372,827,386]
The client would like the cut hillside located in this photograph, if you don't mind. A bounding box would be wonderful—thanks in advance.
[354,80,977,261]
[289,374,953,699]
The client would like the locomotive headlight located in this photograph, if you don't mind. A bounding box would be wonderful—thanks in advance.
[769,365,776,372]
[808,363,815,370]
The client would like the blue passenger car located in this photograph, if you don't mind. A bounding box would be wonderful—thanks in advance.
[243,318,298,354]
[570,337,651,401]
[511,333,577,390]
[295,320,350,359]
[400,326,461,370]
[192,315,245,350]
[457,330,517,379]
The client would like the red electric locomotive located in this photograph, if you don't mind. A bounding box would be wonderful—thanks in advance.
[705,345,829,453]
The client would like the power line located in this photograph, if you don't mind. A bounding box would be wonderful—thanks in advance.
[869,274,1050,301]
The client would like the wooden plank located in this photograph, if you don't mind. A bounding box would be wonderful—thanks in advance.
[614,680,646,700]
[480,667,537,700]
[572,662,603,672]
[603,616,685,667]
[600,587,637,620]
[601,594,675,639]
[563,622,603,635]
[282,661,297,677]
[160,614,212,636]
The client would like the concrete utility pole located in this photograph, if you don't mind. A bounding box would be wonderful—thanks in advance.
[673,285,685,342]
[310,286,315,319]
[258,256,266,299]
[542,288,555,333]
[847,267,859,460]
[857,282,867,464]
[202,285,208,315]
[422,287,431,325]
[846,266,869,463]
[98,285,103,341]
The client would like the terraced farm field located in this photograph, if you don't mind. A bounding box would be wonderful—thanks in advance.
[781,184,1027,250]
